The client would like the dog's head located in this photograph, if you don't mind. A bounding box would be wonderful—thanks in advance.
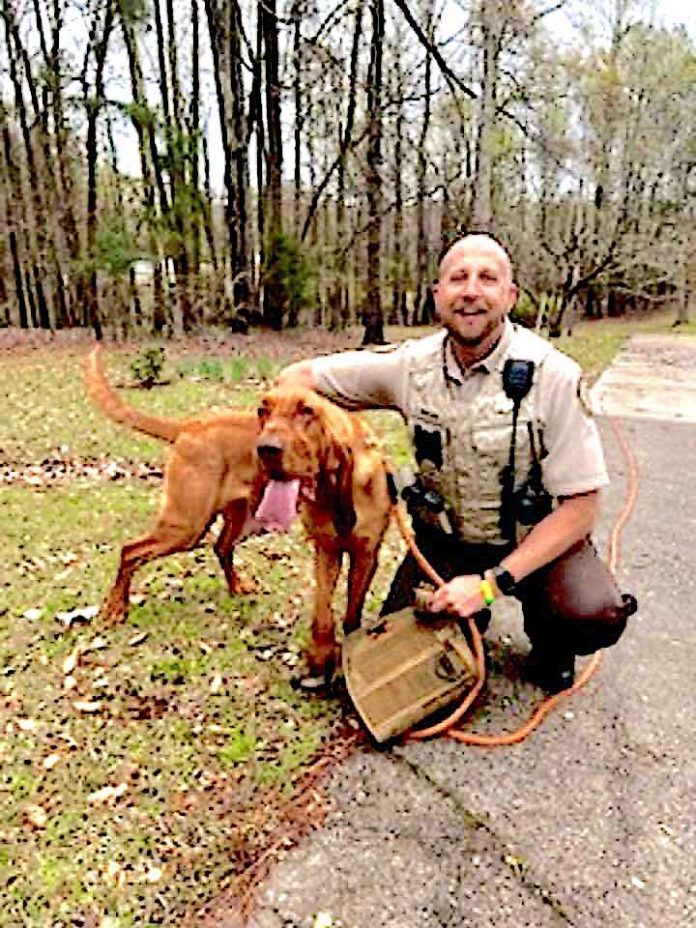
[256,387,355,498]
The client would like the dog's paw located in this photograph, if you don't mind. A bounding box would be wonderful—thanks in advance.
[295,645,341,694]
[100,598,127,627]
[228,574,257,596]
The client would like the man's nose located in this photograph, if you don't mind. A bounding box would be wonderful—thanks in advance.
[460,276,482,298]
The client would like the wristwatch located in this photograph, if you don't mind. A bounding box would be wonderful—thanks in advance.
[492,566,517,597]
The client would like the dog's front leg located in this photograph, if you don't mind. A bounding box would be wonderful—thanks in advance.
[344,539,382,635]
[306,543,343,679]
[215,498,257,595]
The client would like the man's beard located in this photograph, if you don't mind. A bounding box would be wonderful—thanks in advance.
[444,313,500,347]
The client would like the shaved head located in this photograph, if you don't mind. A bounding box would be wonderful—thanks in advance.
[439,234,514,283]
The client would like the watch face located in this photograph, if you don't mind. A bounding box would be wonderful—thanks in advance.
[495,568,516,595]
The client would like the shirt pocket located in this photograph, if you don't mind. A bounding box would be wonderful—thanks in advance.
[471,416,530,475]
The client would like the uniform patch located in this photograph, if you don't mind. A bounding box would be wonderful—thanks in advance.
[577,376,594,417]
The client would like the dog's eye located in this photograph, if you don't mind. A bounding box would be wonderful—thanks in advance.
[299,404,314,418]
[257,405,269,419]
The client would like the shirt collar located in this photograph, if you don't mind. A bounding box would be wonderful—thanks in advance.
[443,318,514,384]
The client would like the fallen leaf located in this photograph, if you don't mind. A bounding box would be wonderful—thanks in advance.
[88,636,108,652]
[62,648,81,675]
[73,700,102,713]
[104,860,125,888]
[146,866,164,883]
[63,675,78,691]
[43,753,61,771]
[88,782,128,805]
[24,804,48,829]
[128,631,148,646]
[55,605,98,628]
[22,608,43,622]
[17,718,38,733]
[209,673,223,694]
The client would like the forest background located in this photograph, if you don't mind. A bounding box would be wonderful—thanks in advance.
[1,0,695,344]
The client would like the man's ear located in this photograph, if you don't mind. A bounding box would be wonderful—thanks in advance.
[508,282,519,310]
[432,282,441,321]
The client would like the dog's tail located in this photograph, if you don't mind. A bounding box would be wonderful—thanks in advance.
[84,345,182,443]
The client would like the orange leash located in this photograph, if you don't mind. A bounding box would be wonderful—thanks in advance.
[389,414,639,746]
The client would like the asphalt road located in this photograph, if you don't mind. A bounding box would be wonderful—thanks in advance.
[246,334,696,928]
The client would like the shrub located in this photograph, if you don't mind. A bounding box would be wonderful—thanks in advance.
[130,346,165,389]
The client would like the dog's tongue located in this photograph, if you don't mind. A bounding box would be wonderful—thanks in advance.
[250,479,300,532]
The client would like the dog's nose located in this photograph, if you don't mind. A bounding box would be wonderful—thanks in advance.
[257,438,284,459]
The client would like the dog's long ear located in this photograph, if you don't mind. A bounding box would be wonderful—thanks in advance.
[319,410,357,536]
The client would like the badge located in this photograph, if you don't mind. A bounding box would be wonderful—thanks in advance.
[577,376,594,417]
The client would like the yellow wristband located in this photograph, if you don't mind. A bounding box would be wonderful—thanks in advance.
[479,579,496,606]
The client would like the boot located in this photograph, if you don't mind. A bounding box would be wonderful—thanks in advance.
[522,647,575,694]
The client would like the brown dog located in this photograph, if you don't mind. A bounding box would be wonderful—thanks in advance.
[84,346,265,624]
[256,387,393,684]
[85,351,393,683]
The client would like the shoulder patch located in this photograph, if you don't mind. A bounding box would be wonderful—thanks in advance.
[577,375,594,417]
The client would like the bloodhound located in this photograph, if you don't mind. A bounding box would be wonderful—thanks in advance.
[256,386,393,684]
[85,350,393,686]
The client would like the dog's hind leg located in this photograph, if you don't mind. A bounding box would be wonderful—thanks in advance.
[101,453,220,624]
[215,498,257,596]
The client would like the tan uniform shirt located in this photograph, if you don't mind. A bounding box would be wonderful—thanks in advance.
[311,320,608,544]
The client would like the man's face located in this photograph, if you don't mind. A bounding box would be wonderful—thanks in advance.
[433,236,518,347]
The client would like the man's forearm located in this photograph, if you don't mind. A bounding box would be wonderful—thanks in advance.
[499,491,601,583]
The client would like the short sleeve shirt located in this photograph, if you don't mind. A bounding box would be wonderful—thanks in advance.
[310,321,609,498]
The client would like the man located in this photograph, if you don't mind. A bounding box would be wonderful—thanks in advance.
[278,233,634,692]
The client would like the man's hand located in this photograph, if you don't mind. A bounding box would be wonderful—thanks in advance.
[427,574,486,618]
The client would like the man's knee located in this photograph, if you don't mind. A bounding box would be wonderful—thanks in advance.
[522,538,637,655]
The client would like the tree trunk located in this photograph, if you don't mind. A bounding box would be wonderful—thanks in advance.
[471,2,498,231]
[83,0,115,339]
[262,0,285,329]
[413,0,434,324]
[1,117,28,327]
[361,0,385,346]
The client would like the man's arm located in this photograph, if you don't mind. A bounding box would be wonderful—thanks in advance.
[428,491,600,617]
[498,490,600,583]
[276,346,408,411]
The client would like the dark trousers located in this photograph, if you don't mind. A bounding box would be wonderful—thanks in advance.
[381,523,634,661]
